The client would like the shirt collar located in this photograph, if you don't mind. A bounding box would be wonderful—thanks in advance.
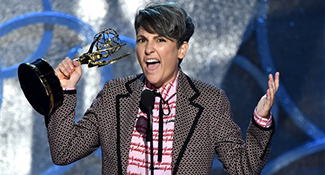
[144,71,179,101]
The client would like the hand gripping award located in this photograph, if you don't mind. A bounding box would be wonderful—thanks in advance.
[18,28,130,116]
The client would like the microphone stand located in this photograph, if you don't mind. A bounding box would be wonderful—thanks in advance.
[141,89,155,175]
[146,108,154,175]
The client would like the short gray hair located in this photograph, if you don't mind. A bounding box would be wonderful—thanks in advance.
[134,2,195,48]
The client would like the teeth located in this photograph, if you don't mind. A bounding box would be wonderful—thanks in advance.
[146,59,160,64]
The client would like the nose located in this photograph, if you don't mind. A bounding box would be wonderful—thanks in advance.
[145,42,155,55]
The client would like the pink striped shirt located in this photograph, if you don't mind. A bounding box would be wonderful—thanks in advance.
[126,74,178,175]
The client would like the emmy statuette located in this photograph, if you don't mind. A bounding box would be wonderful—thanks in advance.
[18,28,130,116]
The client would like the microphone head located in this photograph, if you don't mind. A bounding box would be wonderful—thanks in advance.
[140,89,155,112]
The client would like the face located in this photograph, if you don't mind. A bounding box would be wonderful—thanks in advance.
[136,27,188,88]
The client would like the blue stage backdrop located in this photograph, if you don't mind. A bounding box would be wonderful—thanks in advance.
[0,0,324,175]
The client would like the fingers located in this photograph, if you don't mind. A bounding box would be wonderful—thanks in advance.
[55,57,76,79]
[266,72,280,104]
[54,57,82,88]
[275,72,280,91]
[61,57,74,78]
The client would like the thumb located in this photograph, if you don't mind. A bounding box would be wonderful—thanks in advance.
[71,61,82,79]
[72,60,81,67]
[72,61,82,75]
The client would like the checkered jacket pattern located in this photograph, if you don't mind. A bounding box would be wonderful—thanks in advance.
[46,70,274,175]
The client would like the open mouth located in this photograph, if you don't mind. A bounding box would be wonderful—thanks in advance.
[146,59,161,71]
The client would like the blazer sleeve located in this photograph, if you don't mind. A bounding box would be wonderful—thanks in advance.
[213,90,274,175]
[46,89,104,165]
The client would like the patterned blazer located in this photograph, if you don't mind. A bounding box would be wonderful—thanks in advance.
[46,70,274,175]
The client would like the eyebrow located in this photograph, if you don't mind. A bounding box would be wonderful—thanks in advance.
[136,34,161,39]
[136,34,174,42]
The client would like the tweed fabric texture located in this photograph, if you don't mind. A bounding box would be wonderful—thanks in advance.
[46,70,274,175]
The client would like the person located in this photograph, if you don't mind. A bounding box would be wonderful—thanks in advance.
[48,2,280,175]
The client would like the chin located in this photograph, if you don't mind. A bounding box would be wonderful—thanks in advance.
[145,76,162,87]
[146,78,159,86]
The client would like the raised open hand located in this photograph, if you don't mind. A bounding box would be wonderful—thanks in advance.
[256,72,280,118]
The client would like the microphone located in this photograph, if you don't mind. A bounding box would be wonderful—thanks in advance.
[140,89,155,114]
[140,89,155,142]
[140,89,155,174]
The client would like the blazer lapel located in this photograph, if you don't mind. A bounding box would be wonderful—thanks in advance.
[172,71,204,175]
[116,75,145,175]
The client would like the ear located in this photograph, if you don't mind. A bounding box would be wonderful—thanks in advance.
[178,41,189,60]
